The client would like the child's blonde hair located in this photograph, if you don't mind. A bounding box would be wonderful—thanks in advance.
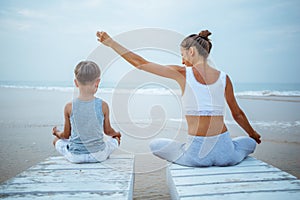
[74,61,101,85]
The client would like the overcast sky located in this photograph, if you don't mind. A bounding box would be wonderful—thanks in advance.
[0,0,299,84]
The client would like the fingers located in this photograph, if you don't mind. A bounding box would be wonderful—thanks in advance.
[96,31,103,39]
[257,133,261,144]
[117,132,122,138]
[96,31,105,38]
[52,126,59,136]
[96,31,109,40]
[250,134,261,144]
[112,132,121,145]
[256,136,261,144]
[115,137,121,145]
[256,138,261,144]
[113,132,121,138]
[96,31,114,47]
[251,131,261,144]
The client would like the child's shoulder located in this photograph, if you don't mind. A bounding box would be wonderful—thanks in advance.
[101,99,108,108]
[94,97,106,106]
[65,101,72,108]
[64,102,72,115]
[100,99,109,115]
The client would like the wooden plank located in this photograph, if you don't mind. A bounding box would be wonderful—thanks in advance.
[172,171,297,186]
[30,155,133,171]
[1,181,130,194]
[30,159,133,171]
[167,156,300,200]
[181,191,300,200]
[0,155,134,200]
[176,180,300,197]
[170,165,281,177]
[4,169,132,184]
[0,192,130,200]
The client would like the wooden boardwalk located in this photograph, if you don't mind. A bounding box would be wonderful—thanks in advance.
[167,156,300,200]
[0,154,134,200]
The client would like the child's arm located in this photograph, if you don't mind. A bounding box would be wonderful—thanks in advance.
[102,101,121,139]
[52,102,72,139]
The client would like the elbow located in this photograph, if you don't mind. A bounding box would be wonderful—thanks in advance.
[61,133,69,139]
[64,134,70,139]
[104,128,114,136]
[232,110,245,122]
[135,60,150,70]
[60,129,71,139]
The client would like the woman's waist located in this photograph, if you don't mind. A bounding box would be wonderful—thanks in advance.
[184,110,225,116]
[187,130,229,139]
[185,115,225,124]
[186,116,227,137]
[188,128,228,137]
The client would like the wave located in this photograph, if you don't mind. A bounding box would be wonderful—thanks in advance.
[99,87,181,95]
[1,83,300,98]
[102,118,300,130]
[0,84,181,95]
[0,84,75,92]
[235,90,300,97]
[225,120,300,129]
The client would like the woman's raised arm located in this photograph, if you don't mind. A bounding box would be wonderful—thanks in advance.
[96,31,185,83]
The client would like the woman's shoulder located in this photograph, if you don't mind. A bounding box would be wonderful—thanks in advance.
[168,65,186,75]
[168,65,185,70]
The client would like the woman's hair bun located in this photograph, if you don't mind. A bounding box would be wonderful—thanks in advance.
[199,30,212,39]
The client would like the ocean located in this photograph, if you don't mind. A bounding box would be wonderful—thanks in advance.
[1,80,299,121]
[1,80,300,96]
[1,80,299,136]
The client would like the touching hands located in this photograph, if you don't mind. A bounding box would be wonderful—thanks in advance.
[96,31,114,47]
[112,131,121,145]
[52,126,60,138]
[250,131,261,144]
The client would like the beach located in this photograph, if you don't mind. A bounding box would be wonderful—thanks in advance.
[0,87,300,199]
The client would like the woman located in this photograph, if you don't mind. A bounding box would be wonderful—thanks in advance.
[96,30,261,167]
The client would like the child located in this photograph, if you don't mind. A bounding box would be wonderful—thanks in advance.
[52,61,121,163]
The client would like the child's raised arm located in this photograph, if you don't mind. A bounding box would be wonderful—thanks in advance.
[52,102,72,139]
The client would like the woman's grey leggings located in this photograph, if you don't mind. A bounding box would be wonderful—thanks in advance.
[149,131,257,167]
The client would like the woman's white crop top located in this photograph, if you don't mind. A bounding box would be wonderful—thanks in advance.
[182,67,227,116]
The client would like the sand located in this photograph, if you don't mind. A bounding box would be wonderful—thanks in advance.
[0,87,299,199]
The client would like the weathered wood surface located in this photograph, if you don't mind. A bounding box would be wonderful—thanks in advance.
[0,154,134,200]
[167,156,300,200]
